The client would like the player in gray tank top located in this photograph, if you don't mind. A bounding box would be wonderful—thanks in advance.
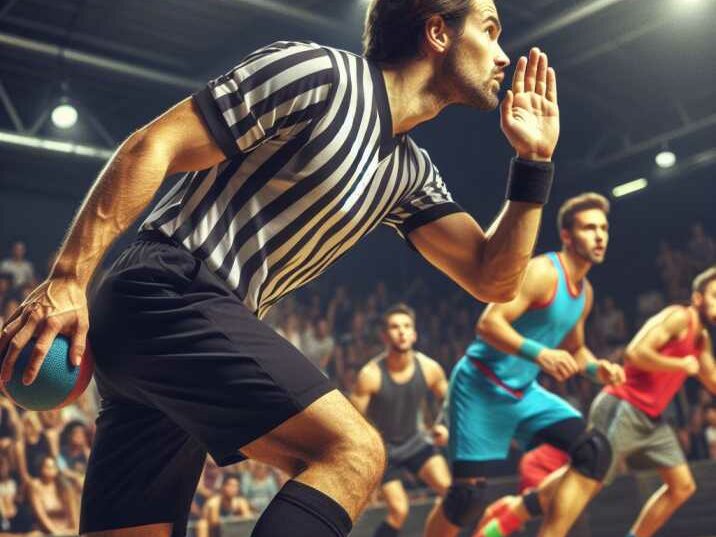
[352,304,450,537]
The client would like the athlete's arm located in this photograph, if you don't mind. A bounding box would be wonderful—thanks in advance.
[476,257,579,381]
[420,356,450,446]
[625,307,700,375]
[560,283,624,385]
[350,362,380,415]
[408,50,559,304]
[697,332,716,393]
[0,98,226,384]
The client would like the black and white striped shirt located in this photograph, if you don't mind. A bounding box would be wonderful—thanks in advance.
[142,41,463,318]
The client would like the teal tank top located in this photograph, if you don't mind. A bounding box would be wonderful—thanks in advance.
[465,252,586,390]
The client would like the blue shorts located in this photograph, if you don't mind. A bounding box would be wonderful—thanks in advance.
[448,357,581,464]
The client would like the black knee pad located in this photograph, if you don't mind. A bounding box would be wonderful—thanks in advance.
[569,429,612,481]
[442,482,486,527]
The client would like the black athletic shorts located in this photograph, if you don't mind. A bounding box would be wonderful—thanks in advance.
[80,232,334,536]
[382,441,439,484]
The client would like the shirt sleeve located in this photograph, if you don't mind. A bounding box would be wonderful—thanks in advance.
[192,41,336,158]
[382,145,463,240]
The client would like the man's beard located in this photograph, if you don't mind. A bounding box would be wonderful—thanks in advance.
[575,243,604,265]
[432,43,499,111]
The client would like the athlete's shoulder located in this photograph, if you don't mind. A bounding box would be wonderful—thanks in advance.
[357,355,384,390]
[415,352,446,382]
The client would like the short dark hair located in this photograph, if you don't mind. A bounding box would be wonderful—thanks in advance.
[363,0,473,64]
[382,303,416,329]
[557,192,610,232]
[693,266,716,294]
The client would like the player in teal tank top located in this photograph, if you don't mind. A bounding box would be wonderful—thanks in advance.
[425,193,626,537]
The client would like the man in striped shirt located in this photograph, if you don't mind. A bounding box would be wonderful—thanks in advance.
[1,1,561,536]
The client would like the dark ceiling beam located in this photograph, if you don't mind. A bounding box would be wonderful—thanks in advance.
[221,0,337,30]
[2,15,188,70]
[504,0,628,53]
[0,31,202,90]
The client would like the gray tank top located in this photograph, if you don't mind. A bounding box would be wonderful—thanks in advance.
[366,353,429,449]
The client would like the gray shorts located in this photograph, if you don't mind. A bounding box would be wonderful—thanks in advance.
[588,392,686,484]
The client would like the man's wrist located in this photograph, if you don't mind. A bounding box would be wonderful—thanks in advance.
[518,338,546,361]
[505,157,555,205]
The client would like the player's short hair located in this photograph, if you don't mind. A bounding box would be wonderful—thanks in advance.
[363,0,473,64]
[382,303,416,329]
[692,266,716,294]
[557,192,610,232]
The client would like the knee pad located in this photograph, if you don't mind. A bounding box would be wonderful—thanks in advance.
[569,429,612,481]
[442,482,486,528]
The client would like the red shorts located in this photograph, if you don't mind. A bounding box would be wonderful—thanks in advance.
[518,444,570,492]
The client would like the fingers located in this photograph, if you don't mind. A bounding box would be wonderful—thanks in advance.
[500,89,514,126]
[69,316,89,367]
[524,47,540,93]
[535,52,548,97]
[24,320,62,385]
[512,55,527,94]
[0,308,41,383]
[546,67,557,103]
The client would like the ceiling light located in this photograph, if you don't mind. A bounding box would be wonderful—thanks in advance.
[612,178,648,198]
[51,103,78,129]
[655,150,676,168]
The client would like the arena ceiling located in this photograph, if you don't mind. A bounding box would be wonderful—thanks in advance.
[0,0,714,198]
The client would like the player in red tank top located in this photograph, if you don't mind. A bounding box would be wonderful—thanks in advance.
[477,266,716,537]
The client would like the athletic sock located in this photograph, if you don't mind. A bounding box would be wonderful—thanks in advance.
[250,480,353,537]
[373,520,400,537]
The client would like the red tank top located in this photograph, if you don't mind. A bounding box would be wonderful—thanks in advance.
[606,308,703,418]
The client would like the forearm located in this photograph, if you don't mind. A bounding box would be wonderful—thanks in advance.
[573,346,597,371]
[51,129,172,287]
[478,313,535,357]
[476,200,543,302]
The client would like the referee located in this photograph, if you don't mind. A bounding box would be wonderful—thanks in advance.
[0,1,560,536]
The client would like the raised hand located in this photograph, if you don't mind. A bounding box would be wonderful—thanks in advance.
[500,47,560,162]
[0,278,88,385]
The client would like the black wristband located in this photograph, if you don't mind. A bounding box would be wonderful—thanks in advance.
[505,157,554,205]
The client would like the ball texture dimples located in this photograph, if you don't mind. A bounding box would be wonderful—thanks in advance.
[4,335,78,410]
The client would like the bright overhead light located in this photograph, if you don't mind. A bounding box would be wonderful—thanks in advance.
[51,103,78,129]
[612,178,648,198]
[0,130,113,160]
[655,150,676,168]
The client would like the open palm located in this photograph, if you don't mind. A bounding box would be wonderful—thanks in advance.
[500,48,560,161]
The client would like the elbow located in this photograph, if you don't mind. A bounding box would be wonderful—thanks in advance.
[624,346,643,366]
[476,314,495,337]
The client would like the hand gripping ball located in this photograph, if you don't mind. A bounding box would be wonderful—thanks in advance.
[2,335,94,411]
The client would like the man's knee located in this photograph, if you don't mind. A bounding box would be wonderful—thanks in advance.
[442,481,487,527]
[388,499,410,525]
[669,476,697,503]
[330,419,386,486]
[569,429,612,481]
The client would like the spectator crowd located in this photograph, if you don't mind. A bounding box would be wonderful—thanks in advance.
[0,221,714,535]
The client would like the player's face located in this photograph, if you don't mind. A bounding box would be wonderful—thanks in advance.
[440,0,510,110]
[563,209,609,264]
[383,313,417,352]
[694,280,716,326]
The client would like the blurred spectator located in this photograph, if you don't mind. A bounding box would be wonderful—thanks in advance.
[275,313,304,352]
[27,456,78,535]
[595,296,629,356]
[705,402,716,460]
[686,406,709,461]
[196,475,252,537]
[0,453,18,532]
[241,462,278,514]
[16,415,54,482]
[635,289,666,327]
[0,242,35,290]
[57,422,90,492]
[301,318,335,373]
[656,241,689,301]
[686,222,715,272]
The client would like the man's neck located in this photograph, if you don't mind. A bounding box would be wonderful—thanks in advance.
[560,249,592,285]
[385,348,413,370]
[381,61,452,135]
